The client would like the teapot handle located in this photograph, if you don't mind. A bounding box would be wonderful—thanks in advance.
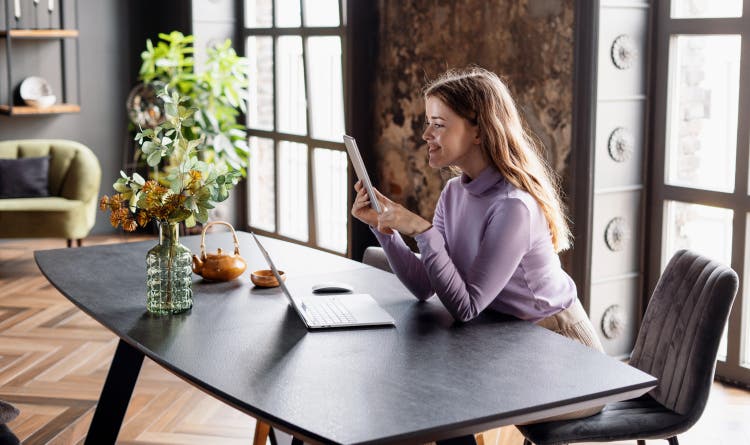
[199,221,242,258]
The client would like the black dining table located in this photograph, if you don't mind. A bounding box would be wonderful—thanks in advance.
[35,231,656,444]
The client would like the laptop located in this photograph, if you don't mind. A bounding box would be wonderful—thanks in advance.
[251,232,395,329]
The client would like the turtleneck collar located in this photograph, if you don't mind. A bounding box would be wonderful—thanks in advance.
[459,166,506,196]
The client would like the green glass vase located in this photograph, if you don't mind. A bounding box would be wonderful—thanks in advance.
[146,221,193,314]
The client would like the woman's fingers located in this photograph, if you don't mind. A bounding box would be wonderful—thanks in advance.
[354,198,370,210]
[373,187,394,205]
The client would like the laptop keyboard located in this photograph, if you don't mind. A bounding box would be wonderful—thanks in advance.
[306,297,357,325]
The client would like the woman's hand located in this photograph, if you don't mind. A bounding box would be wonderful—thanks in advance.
[351,181,432,236]
[351,180,392,234]
[377,198,432,237]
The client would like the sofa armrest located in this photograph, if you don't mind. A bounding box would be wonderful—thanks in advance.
[60,144,101,203]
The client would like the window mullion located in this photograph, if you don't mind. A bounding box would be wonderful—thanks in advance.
[301,34,317,246]
[244,0,348,254]
[663,16,746,34]
[272,34,280,235]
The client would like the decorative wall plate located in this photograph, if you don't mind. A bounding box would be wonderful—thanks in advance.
[608,127,634,162]
[611,34,637,70]
[126,82,166,129]
[604,217,630,252]
[602,304,625,339]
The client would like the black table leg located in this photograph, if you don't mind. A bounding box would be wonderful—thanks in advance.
[84,339,144,445]
[436,435,478,445]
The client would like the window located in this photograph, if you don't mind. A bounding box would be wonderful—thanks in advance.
[243,0,348,254]
[650,0,750,384]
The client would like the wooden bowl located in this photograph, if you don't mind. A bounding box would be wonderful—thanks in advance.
[251,269,286,288]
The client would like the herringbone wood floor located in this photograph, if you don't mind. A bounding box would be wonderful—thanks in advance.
[2,236,750,445]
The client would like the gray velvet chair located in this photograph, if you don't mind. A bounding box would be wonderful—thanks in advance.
[0,399,19,445]
[362,246,393,273]
[518,249,739,445]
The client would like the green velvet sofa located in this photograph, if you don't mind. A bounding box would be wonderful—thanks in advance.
[0,139,101,247]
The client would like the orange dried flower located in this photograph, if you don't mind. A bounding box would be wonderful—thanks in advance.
[123,218,137,232]
[99,195,109,211]
[137,211,150,227]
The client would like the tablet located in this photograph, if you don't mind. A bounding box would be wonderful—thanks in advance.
[343,134,382,214]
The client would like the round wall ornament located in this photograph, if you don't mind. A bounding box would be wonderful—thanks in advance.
[607,127,634,162]
[611,34,637,70]
[604,217,630,251]
[602,304,625,339]
[126,82,166,129]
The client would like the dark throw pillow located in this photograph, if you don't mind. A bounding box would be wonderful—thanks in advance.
[0,156,50,198]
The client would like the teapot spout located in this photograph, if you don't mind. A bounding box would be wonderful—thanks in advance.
[191,254,204,274]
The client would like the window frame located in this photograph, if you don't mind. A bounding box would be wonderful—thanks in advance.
[241,0,351,256]
[648,0,750,384]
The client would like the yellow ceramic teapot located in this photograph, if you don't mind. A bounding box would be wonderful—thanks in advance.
[191,221,247,281]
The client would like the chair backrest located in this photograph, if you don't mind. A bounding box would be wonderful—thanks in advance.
[0,139,101,201]
[362,246,393,273]
[630,249,738,417]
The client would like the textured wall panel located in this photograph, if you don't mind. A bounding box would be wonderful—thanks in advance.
[372,0,575,223]
[591,190,642,280]
[590,278,640,356]
[597,7,649,98]
[594,100,646,190]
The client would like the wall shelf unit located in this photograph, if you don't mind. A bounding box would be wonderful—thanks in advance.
[0,0,80,116]
[0,103,79,114]
[0,28,78,38]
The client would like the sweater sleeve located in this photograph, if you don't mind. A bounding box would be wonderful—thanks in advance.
[372,228,434,300]
[414,198,531,322]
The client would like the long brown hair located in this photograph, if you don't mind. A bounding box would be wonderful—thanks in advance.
[423,67,571,252]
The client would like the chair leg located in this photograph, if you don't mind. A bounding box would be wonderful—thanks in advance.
[67,239,73,248]
[77,238,82,247]
[667,437,679,445]
[253,421,270,445]
[637,440,646,445]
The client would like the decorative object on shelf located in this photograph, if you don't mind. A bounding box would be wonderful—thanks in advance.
[126,81,165,129]
[0,0,77,115]
[191,221,247,282]
[137,31,250,178]
[607,126,634,162]
[100,89,241,314]
[604,217,630,252]
[601,304,625,340]
[611,34,637,70]
[19,76,55,108]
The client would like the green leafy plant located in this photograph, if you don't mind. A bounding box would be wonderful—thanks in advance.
[138,31,250,176]
[101,89,241,230]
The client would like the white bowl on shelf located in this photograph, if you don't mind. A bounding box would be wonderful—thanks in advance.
[24,95,56,108]
[20,76,53,99]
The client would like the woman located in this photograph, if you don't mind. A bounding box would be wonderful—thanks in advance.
[353,67,602,422]
[353,66,603,356]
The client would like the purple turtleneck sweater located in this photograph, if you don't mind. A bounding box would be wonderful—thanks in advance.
[373,166,575,323]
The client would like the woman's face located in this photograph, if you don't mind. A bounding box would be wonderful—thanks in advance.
[422,96,485,177]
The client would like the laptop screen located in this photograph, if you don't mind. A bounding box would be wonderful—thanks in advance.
[250,232,309,314]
